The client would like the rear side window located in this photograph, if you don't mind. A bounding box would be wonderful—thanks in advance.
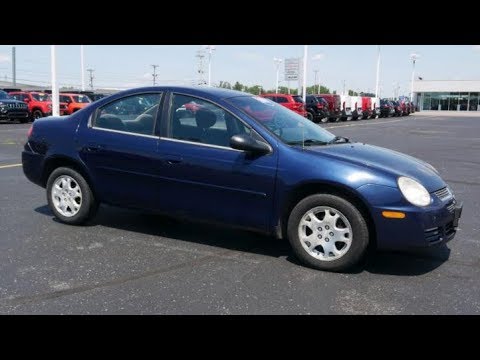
[94,93,162,136]
[276,96,288,103]
[292,96,304,103]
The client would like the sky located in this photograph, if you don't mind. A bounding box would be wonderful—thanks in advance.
[0,45,479,97]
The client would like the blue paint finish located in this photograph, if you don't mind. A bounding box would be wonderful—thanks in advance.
[22,86,462,250]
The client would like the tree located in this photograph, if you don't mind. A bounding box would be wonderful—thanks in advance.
[233,81,243,91]
[348,90,359,96]
[306,85,330,95]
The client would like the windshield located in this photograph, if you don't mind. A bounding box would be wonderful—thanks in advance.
[72,95,92,103]
[227,96,336,145]
[31,93,51,102]
[0,90,9,99]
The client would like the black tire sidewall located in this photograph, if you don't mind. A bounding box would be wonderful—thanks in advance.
[287,194,369,272]
[46,167,97,225]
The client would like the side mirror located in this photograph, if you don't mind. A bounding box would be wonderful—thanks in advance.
[230,134,271,154]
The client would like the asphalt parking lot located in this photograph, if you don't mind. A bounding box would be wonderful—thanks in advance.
[0,114,479,314]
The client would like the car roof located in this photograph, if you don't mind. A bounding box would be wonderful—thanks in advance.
[124,86,250,100]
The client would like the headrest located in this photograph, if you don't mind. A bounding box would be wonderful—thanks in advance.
[96,114,125,131]
[195,109,216,130]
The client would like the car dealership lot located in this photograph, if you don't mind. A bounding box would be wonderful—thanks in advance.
[0,115,479,314]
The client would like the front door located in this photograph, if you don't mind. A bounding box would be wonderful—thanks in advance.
[156,93,278,232]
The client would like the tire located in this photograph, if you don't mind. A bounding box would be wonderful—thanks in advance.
[46,167,98,225]
[287,194,369,272]
[32,110,44,120]
[306,111,314,121]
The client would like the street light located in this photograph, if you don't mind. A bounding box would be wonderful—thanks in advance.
[204,45,216,87]
[410,53,420,103]
[312,53,324,94]
[273,57,283,93]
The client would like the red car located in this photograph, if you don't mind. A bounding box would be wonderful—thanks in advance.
[315,94,341,122]
[361,97,373,119]
[59,93,92,115]
[9,91,68,119]
[260,93,307,117]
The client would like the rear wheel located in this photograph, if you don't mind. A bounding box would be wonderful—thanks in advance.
[46,167,98,225]
[287,194,369,272]
[306,111,314,121]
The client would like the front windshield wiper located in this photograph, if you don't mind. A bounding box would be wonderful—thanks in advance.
[286,139,329,146]
[328,136,350,144]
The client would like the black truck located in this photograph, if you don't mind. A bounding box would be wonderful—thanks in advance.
[0,90,30,123]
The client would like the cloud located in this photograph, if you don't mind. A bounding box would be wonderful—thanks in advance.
[235,51,265,62]
[473,45,480,51]
[0,54,10,63]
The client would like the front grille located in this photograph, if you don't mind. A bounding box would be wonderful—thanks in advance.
[6,103,27,109]
[7,111,29,118]
[424,227,442,243]
[424,221,455,244]
[434,187,452,201]
[447,202,456,212]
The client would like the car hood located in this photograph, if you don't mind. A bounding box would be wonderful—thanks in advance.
[0,98,26,105]
[307,142,445,191]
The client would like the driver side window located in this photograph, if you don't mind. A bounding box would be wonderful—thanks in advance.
[94,93,162,136]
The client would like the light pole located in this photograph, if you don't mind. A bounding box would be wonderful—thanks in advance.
[80,45,85,91]
[302,45,308,104]
[273,57,283,93]
[410,53,420,103]
[313,70,318,94]
[375,45,381,98]
[312,53,324,94]
[205,45,216,87]
[258,86,262,95]
[151,64,159,86]
[50,45,59,117]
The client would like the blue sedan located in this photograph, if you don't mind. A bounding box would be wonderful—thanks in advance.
[22,86,463,272]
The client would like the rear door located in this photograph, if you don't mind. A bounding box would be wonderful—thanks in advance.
[77,92,164,210]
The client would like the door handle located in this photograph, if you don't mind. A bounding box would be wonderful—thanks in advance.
[85,143,105,152]
[165,158,182,165]
[160,155,183,165]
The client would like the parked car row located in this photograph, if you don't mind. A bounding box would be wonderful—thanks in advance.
[259,93,415,124]
[0,89,106,123]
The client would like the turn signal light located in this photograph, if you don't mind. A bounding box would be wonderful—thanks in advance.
[382,211,406,219]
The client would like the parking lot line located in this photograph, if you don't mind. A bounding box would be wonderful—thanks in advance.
[324,117,412,129]
[0,163,21,169]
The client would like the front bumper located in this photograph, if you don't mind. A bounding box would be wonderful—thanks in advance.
[0,110,30,120]
[357,184,463,250]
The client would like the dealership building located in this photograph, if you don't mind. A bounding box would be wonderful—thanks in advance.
[414,80,480,112]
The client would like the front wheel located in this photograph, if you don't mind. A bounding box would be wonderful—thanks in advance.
[287,194,369,272]
[32,110,44,120]
[46,167,98,225]
[306,111,314,121]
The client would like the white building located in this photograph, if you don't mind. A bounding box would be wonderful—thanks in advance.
[413,80,480,112]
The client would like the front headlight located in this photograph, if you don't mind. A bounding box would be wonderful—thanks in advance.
[398,176,431,207]
[47,104,52,109]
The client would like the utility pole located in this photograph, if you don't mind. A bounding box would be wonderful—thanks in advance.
[342,80,346,95]
[12,47,16,86]
[195,49,206,86]
[151,64,159,86]
[313,70,318,94]
[273,57,283,93]
[302,45,308,104]
[410,53,420,103]
[87,69,94,90]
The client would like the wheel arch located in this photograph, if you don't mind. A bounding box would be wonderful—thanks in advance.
[42,155,97,197]
[278,181,377,249]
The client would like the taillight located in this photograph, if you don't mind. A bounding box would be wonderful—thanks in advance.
[27,125,33,138]
[316,103,323,109]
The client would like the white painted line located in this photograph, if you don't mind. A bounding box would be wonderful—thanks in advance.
[324,118,412,129]
[0,163,22,169]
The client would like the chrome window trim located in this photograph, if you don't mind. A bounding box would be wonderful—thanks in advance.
[159,136,243,152]
[89,125,160,139]
[89,91,163,137]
